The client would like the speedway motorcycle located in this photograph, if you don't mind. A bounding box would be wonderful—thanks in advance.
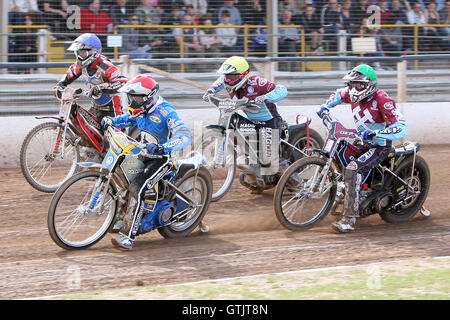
[47,124,212,250]
[273,109,431,231]
[20,86,139,193]
[197,94,324,201]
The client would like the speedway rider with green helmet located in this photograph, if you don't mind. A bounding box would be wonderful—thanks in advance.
[317,64,408,233]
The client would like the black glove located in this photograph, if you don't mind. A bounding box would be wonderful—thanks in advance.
[88,85,102,98]
[53,85,64,99]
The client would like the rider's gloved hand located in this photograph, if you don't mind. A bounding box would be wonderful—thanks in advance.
[101,116,113,131]
[146,143,165,155]
[53,85,64,99]
[202,88,214,102]
[88,85,102,98]
[254,95,267,105]
[362,130,377,140]
[316,105,329,118]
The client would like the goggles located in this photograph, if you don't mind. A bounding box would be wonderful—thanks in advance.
[347,81,368,92]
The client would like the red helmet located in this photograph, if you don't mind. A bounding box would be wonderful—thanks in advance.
[118,74,160,116]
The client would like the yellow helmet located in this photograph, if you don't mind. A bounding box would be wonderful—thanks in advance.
[217,56,250,92]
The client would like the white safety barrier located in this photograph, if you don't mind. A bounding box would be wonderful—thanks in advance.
[0,102,449,168]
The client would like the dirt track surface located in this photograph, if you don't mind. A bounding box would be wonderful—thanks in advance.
[0,145,449,300]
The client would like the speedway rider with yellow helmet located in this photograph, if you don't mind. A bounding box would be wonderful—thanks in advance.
[202,56,288,192]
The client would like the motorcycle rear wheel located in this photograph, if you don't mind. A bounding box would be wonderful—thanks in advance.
[48,171,117,250]
[20,122,80,193]
[286,128,324,162]
[274,157,337,231]
[158,167,213,238]
[380,155,430,223]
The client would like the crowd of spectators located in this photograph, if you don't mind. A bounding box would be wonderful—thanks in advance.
[7,0,450,72]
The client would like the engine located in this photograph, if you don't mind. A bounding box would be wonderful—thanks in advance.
[359,188,393,217]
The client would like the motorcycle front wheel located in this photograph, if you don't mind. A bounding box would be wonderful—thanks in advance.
[274,157,337,231]
[20,122,80,193]
[47,171,117,250]
[195,129,236,202]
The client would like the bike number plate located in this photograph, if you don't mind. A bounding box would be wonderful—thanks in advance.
[102,150,117,171]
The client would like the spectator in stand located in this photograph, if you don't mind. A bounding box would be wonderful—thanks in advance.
[320,0,343,50]
[424,0,450,50]
[183,0,208,17]
[158,0,184,14]
[351,0,371,26]
[185,4,201,24]
[278,9,301,54]
[216,10,240,54]
[280,0,306,16]
[278,9,301,71]
[80,0,114,50]
[15,13,39,73]
[199,15,223,57]
[378,0,393,24]
[120,13,153,59]
[161,3,183,25]
[139,14,165,57]
[237,0,265,25]
[39,0,70,37]
[438,0,450,36]
[9,0,42,25]
[389,0,413,50]
[425,0,450,36]
[374,0,403,58]
[135,0,163,24]
[301,3,325,53]
[110,0,132,26]
[340,0,358,33]
[249,15,267,56]
[173,13,203,69]
[390,0,409,24]
[217,0,243,25]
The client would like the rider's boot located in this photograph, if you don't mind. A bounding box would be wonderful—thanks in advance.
[111,234,134,250]
[111,196,139,250]
[332,163,361,233]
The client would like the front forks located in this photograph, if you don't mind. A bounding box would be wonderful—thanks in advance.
[86,173,113,217]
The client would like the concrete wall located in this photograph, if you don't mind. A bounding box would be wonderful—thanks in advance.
[1,102,449,168]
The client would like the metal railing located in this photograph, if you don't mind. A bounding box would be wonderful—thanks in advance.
[0,54,449,115]
[6,23,450,70]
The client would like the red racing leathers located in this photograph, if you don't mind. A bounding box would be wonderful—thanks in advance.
[57,54,128,119]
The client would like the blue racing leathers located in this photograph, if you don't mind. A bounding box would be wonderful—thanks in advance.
[108,96,192,241]
[109,96,192,153]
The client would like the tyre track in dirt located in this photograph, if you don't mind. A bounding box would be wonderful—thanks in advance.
[0,145,448,299]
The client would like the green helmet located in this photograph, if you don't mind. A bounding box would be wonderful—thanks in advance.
[343,64,378,103]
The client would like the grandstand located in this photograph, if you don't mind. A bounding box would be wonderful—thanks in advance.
[4,0,450,74]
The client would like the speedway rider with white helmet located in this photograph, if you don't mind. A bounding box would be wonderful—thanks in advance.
[202,56,289,193]
[54,33,127,120]
[317,64,408,233]
[101,74,192,250]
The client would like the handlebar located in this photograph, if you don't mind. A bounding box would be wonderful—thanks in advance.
[207,94,259,111]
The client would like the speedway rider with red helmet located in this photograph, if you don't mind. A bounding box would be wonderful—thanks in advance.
[101,74,192,250]
[317,64,408,233]
[202,56,289,192]
[54,33,127,120]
